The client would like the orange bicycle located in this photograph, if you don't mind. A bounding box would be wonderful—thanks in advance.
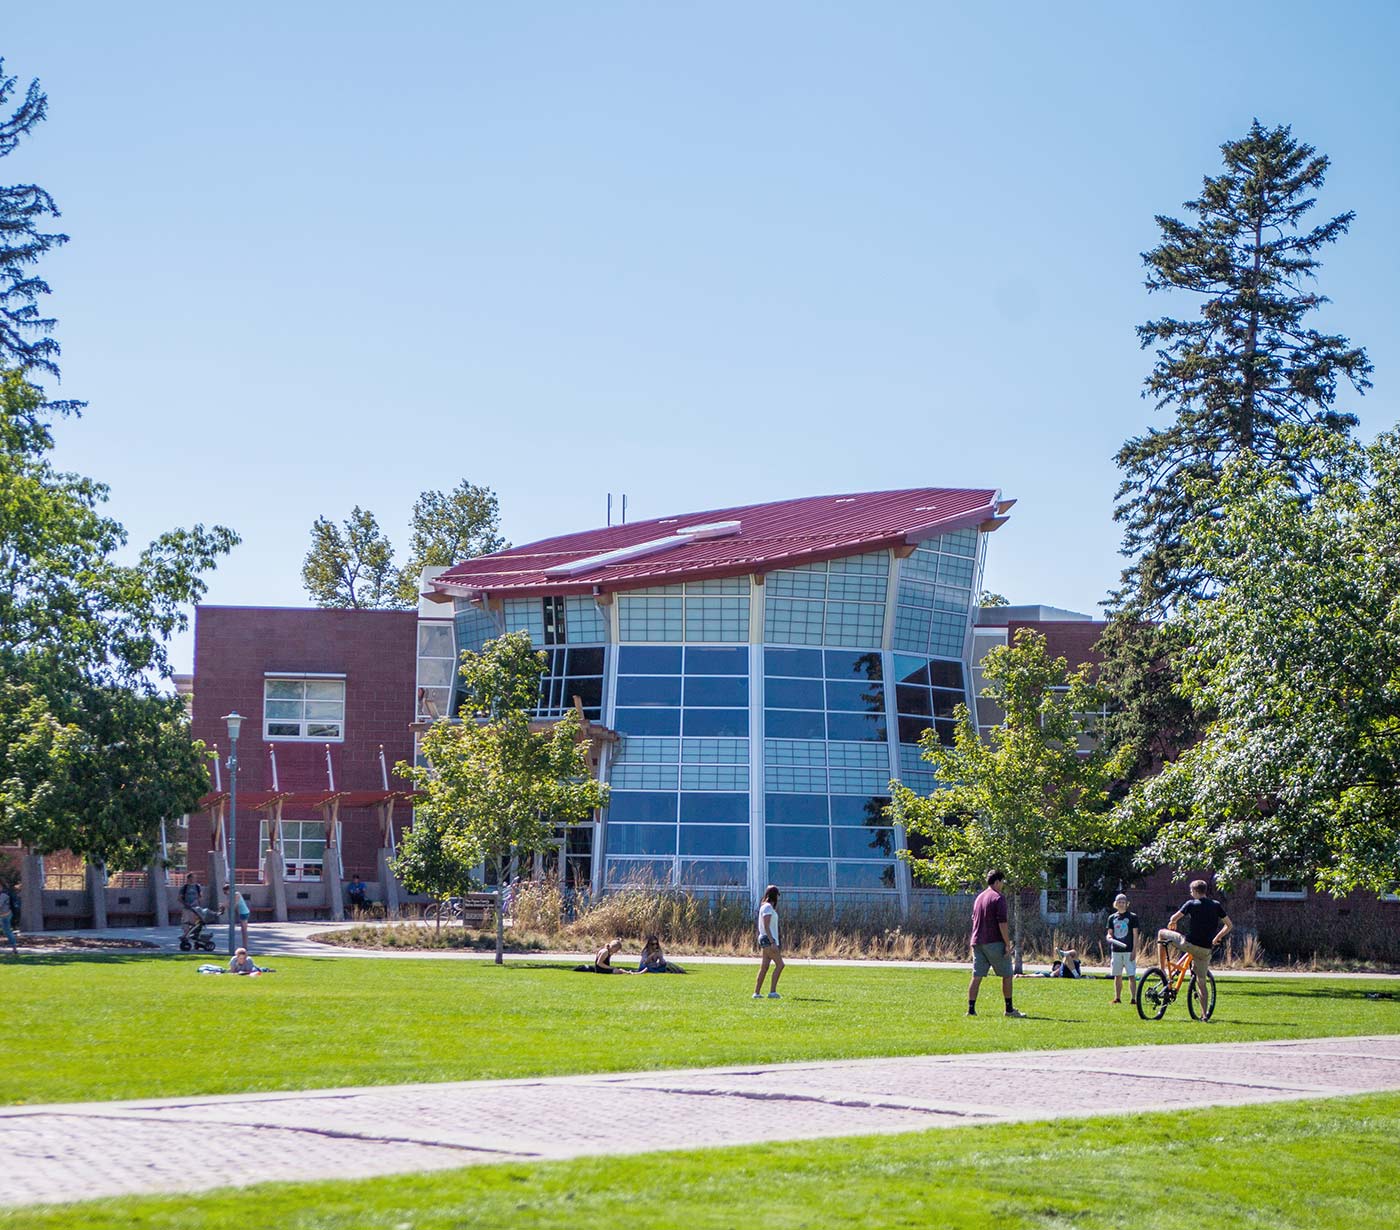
[1136,942,1215,1021]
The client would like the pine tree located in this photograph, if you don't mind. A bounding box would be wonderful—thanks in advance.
[1101,121,1371,774]
[0,61,68,381]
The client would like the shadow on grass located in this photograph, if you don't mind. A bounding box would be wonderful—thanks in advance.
[1242,986,1398,1002]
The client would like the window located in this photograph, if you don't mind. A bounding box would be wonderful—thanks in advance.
[264,677,346,740]
[417,621,456,720]
[763,552,888,647]
[1258,877,1307,900]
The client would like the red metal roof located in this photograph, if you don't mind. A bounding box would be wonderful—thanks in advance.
[432,487,1005,598]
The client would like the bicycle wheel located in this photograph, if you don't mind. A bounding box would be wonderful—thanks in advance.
[1187,970,1216,1020]
[1136,969,1171,1020]
[421,902,442,923]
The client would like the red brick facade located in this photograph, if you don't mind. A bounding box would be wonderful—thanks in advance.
[190,606,419,879]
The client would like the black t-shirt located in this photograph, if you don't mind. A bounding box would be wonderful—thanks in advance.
[1106,910,1140,951]
[1178,898,1228,948]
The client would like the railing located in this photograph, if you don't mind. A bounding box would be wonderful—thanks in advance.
[43,872,86,890]
[108,872,151,889]
[232,868,264,886]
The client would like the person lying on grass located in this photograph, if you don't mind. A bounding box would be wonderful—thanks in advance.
[228,947,268,975]
[574,939,632,973]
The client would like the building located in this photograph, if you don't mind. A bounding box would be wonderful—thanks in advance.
[425,487,1014,907]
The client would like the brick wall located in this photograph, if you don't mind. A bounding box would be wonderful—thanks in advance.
[190,606,419,876]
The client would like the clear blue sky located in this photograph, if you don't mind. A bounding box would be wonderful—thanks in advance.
[7,3,1399,672]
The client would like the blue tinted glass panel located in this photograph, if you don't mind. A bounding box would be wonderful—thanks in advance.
[893,656,929,685]
[764,709,825,739]
[567,647,606,675]
[928,661,964,689]
[764,678,824,709]
[898,715,933,743]
[834,862,898,890]
[829,795,891,827]
[763,648,823,678]
[615,708,681,736]
[827,712,887,742]
[616,676,683,706]
[682,709,749,737]
[824,650,883,681]
[833,827,896,859]
[679,859,749,887]
[764,794,828,824]
[679,793,749,824]
[608,824,677,856]
[683,676,749,707]
[569,676,604,713]
[931,690,961,718]
[767,860,830,889]
[825,681,885,713]
[678,825,750,856]
[765,826,832,858]
[618,646,683,674]
[896,685,931,716]
[607,791,678,823]
[685,647,749,675]
[606,858,673,887]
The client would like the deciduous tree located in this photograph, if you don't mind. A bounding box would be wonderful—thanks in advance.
[892,629,1130,968]
[301,506,404,609]
[398,632,608,962]
[396,480,506,603]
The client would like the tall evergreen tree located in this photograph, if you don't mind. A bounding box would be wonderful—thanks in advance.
[0,61,68,382]
[1100,121,1371,774]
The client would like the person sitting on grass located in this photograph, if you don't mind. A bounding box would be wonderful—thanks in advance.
[638,935,685,974]
[1050,948,1082,978]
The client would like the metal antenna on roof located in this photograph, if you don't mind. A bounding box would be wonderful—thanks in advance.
[607,493,612,526]
[621,494,627,524]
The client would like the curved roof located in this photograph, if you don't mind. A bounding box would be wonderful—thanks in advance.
[431,487,1008,600]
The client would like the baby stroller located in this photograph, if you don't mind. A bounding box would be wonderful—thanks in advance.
[180,905,223,952]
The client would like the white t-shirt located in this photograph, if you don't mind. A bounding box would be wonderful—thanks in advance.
[758,901,779,946]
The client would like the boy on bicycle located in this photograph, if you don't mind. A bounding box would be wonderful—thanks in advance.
[1157,879,1232,1020]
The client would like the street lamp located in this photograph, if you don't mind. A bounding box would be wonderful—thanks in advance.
[223,712,243,955]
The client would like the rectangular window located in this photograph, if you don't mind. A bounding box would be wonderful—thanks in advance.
[1257,878,1307,900]
[264,677,346,741]
[679,859,749,887]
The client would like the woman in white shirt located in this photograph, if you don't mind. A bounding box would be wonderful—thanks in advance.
[752,884,784,999]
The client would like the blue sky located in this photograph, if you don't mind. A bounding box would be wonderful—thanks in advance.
[7,3,1399,671]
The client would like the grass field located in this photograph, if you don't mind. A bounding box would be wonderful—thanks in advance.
[6,1091,1398,1228]
[3,953,1397,1105]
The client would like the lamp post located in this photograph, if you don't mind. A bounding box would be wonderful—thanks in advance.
[223,712,243,955]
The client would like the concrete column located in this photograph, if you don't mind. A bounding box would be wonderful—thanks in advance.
[146,858,168,926]
[20,853,44,933]
[325,845,345,921]
[207,849,229,912]
[377,847,401,919]
[265,847,289,922]
[86,862,108,930]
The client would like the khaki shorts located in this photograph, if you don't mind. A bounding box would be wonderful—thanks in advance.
[972,942,1012,978]
[1160,930,1212,973]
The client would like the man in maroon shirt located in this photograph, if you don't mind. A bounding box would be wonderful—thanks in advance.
[969,869,1024,1017]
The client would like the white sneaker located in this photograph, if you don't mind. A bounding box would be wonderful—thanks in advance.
[767,991,781,998]
[752,993,762,998]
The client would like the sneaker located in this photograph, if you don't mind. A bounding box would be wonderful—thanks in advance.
[752,993,762,999]
[966,1009,976,1016]
[1004,1008,1026,1018]
[767,991,781,999]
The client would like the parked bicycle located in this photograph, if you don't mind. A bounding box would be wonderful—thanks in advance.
[421,897,466,923]
[1136,940,1215,1021]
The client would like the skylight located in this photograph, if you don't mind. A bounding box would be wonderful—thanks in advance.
[543,520,743,577]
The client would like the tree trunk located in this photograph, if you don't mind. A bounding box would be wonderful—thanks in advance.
[1011,889,1024,975]
[434,899,442,936]
[494,853,505,966]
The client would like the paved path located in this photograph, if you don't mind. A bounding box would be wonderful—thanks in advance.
[26,922,1400,978]
[2,1035,1399,1207]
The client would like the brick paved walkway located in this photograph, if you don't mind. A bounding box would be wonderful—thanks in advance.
[2,1035,1398,1207]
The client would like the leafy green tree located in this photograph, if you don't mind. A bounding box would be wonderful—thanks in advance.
[978,591,1010,608]
[0,60,69,383]
[892,629,1130,968]
[1101,121,1372,777]
[301,506,405,609]
[396,480,506,603]
[0,368,237,858]
[398,632,608,963]
[392,805,482,935]
[1118,429,1400,896]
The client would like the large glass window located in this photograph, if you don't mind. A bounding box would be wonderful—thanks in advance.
[892,532,978,659]
[416,621,456,720]
[763,552,888,647]
[618,579,750,643]
[264,678,346,741]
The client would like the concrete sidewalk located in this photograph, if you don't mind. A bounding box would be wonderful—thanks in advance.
[2,1035,1398,1207]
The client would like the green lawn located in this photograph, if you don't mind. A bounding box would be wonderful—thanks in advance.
[7,1092,1398,1228]
[3,953,1397,1105]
